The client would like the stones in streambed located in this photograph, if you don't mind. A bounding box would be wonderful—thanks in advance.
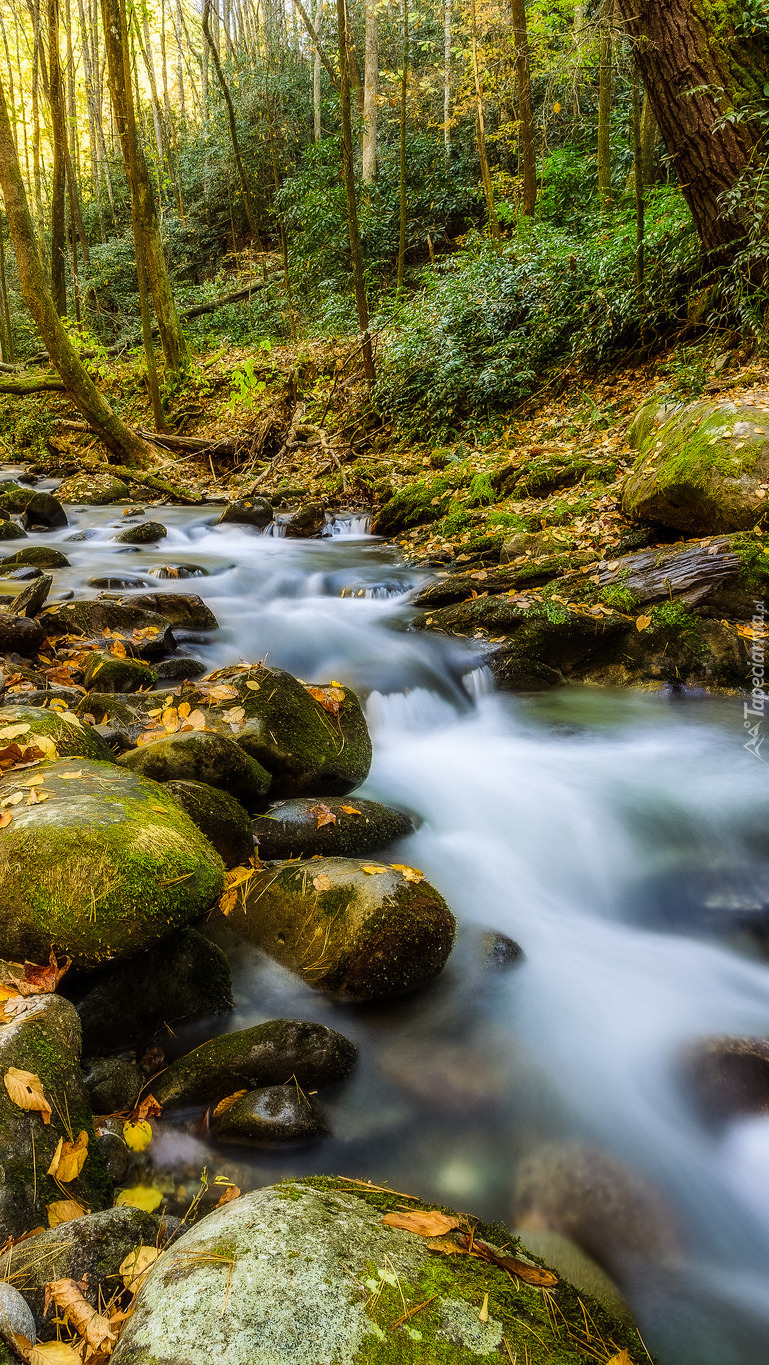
[480,929,524,969]
[0,613,46,656]
[284,501,326,538]
[678,1035,769,1128]
[216,496,273,530]
[413,560,561,609]
[152,1019,356,1109]
[623,398,769,534]
[202,664,371,797]
[57,471,131,504]
[0,704,113,760]
[149,563,207,579]
[89,575,148,590]
[11,572,52,617]
[0,546,69,569]
[40,598,175,658]
[166,780,254,867]
[83,651,157,693]
[210,1086,330,1145]
[110,1181,645,1365]
[76,929,233,1052]
[83,1054,143,1113]
[0,1281,36,1350]
[114,520,168,545]
[154,655,207,680]
[0,519,27,539]
[223,857,455,1001]
[0,759,225,968]
[252,796,414,860]
[112,591,218,632]
[118,730,271,809]
[0,995,111,1242]
[0,487,67,529]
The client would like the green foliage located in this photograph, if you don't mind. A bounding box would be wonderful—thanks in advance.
[226,343,273,412]
[8,406,55,456]
[466,473,496,506]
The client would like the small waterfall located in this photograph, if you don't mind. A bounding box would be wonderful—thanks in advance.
[324,512,373,538]
[462,664,494,701]
[263,520,287,538]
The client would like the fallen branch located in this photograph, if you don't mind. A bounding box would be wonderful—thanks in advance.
[0,374,66,395]
[59,418,242,458]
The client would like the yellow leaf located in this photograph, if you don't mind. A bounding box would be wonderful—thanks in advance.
[312,874,332,891]
[25,789,51,805]
[4,1067,52,1123]
[123,1119,153,1151]
[47,1198,87,1227]
[1,792,24,806]
[209,684,238,701]
[362,864,388,875]
[479,1292,489,1322]
[382,1210,461,1236]
[0,812,12,830]
[178,701,191,719]
[28,1344,83,1365]
[212,1090,248,1119]
[606,1354,634,1365]
[44,1279,116,1352]
[635,615,652,632]
[47,1130,88,1182]
[186,709,207,730]
[119,1244,160,1291]
[116,1185,164,1212]
[59,770,83,780]
[245,680,261,691]
[390,864,425,883]
[0,723,30,740]
[340,806,361,816]
[309,802,337,828]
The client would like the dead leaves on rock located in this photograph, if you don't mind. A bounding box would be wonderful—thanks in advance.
[217,860,262,916]
[47,1131,89,1182]
[44,1279,116,1357]
[46,1198,87,1228]
[4,1067,52,1123]
[305,684,346,715]
[309,802,336,828]
[382,1210,461,1236]
[382,1210,558,1289]
[0,951,71,1023]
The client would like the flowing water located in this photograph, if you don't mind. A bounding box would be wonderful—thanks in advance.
[11,485,769,1363]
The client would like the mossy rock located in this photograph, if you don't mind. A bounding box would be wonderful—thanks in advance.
[76,927,233,1051]
[622,399,769,533]
[165,780,254,868]
[151,1018,357,1109]
[207,665,372,798]
[75,691,159,738]
[110,1181,646,1365]
[0,489,67,529]
[225,857,455,1002]
[0,546,69,569]
[120,593,218,631]
[0,520,26,541]
[117,730,271,810]
[0,995,112,1242]
[0,704,113,761]
[0,614,45,656]
[83,1055,142,1113]
[57,472,131,505]
[0,759,225,968]
[252,797,414,861]
[83,652,158,694]
[114,521,168,545]
[40,599,175,658]
[216,497,273,529]
[372,477,451,536]
[211,1086,330,1145]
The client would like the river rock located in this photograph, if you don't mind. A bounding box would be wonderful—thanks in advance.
[216,497,273,530]
[0,488,67,529]
[76,928,233,1051]
[83,651,157,693]
[622,398,769,534]
[500,530,562,562]
[75,690,159,738]
[120,592,218,631]
[0,519,27,540]
[679,1035,769,1127]
[154,656,207,680]
[0,613,45,656]
[40,599,175,658]
[480,929,524,969]
[117,730,271,809]
[114,521,168,544]
[0,995,111,1242]
[0,1281,36,1350]
[252,796,414,860]
[12,572,52,617]
[0,704,113,760]
[205,665,371,797]
[152,1018,356,1109]
[0,759,225,968]
[510,1227,634,1325]
[110,1182,643,1365]
[58,472,131,504]
[166,780,254,867]
[83,1055,143,1113]
[211,1086,330,1144]
[284,502,326,538]
[150,564,207,579]
[225,857,455,1001]
[0,546,69,569]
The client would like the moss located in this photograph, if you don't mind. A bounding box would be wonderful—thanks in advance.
[734,534,769,595]
[373,477,452,535]
[466,474,496,507]
[0,705,113,761]
[649,601,705,652]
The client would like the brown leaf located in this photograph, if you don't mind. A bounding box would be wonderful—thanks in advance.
[47,1199,87,1227]
[44,1278,117,1353]
[635,614,652,632]
[130,1094,162,1123]
[0,812,12,830]
[19,950,71,996]
[390,864,425,883]
[212,1090,248,1119]
[312,874,332,891]
[306,684,346,715]
[4,1067,52,1122]
[47,1130,89,1183]
[215,1184,241,1207]
[28,1344,83,1365]
[426,1235,469,1256]
[208,684,239,701]
[382,1210,461,1236]
[109,640,127,658]
[309,802,337,829]
[25,789,52,805]
[185,709,208,731]
[340,805,361,816]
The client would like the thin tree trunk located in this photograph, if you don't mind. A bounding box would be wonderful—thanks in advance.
[396,0,407,292]
[597,0,613,210]
[511,0,536,216]
[362,0,377,182]
[47,0,68,314]
[0,218,14,363]
[640,92,658,185]
[312,0,322,141]
[443,0,451,158]
[632,62,644,320]
[201,0,262,246]
[336,0,374,380]
[470,0,501,251]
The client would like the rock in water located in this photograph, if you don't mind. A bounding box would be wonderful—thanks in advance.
[118,730,271,809]
[0,759,225,967]
[40,599,175,658]
[216,497,273,529]
[165,780,254,867]
[83,651,157,694]
[210,1086,330,1144]
[224,857,455,1001]
[57,472,131,505]
[0,704,113,760]
[252,796,413,860]
[0,613,45,656]
[114,521,168,545]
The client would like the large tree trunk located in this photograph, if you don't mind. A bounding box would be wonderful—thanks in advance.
[0,70,155,465]
[615,0,768,256]
[362,0,378,183]
[510,0,536,217]
[47,0,68,314]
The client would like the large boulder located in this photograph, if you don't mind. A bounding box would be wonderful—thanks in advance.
[165,780,254,868]
[224,857,455,1001]
[110,1182,645,1365]
[622,398,769,534]
[0,759,225,968]
[0,995,111,1241]
[0,547,69,569]
[57,471,131,504]
[83,652,158,693]
[216,497,273,530]
[152,1018,356,1109]
[0,705,113,760]
[114,521,167,545]
[40,599,175,659]
[126,593,218,631]
[252,796,414,860]
[117,730,271,810]
[0,488,67,529]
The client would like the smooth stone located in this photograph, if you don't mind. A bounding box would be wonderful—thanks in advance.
[114,521,168,545]
[152,1019,356,1109]
[679,1035,769,1127]
[83,651,157,693]
[0,547,69,569]
[11,573,52,617]
[57,472,131,504]
[40,599,175,658]
[480,930,524,969]
[284,502,326,538]
[225,857,456,1002]
[211,1086,330,1144]
[252,796,414,860]
[0,488,67,529]
[0,1280,36,1349]
[154,656,207,680]
[118,730,271,810]
[97,1130,130,1183]
[0,520,27,540]
[114,592,218,632]
[0,614,45,656]
[216,497,273,530]
[89,576,148,590]
[83,1055,143,1113]
[166,780,254,867]
[0,703,113,760]
[149,565,208,579]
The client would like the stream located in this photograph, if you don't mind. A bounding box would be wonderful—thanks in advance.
[10,486,769,1364]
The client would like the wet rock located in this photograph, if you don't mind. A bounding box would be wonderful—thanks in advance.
[150,564,207,579]
[0,488,67,529]
[76,929,233,1052]
[623,398,769,534]
[89,575,148,590]
[0,995,111,1242]
[166,780,254,867]
[414,561,560,609]
[57,472,131,504]
[0,520,27,540]
[83,1055,143,1113]
[119,592,218,631]
[211,1086,330,1144]
[500,530,562,562]
[216,497,273,530]
[97,1130,130,1183]
[0,1206,159,1325]
[0,546,69,569]
[76,691,152,738]
[679,1036,769,1127]
[12,572,52,617]
[480,930,524,969]
[114,521,168,545]
[93,723,133,753]
[154,656,207,680]
[0,1280,36,1349]
[40,599,175,658]
[373,479,451,535]
[0,703,113,760]
[284,502,326,538]
[0,759,225,968]
[83,651,158,693]
[510,1227,634,1325]
[152,1019,356,1109]
[224,857,455,1001]
[64,530,96,542]
[0,613,45,656]
[252,796,414,860]
[118,730,271,810]
[209,665,371,798]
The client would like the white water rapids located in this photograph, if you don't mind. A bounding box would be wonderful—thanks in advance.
[12,492,769,1363]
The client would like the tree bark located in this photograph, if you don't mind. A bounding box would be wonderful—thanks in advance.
[597,0,613,210]
[312,0,323,141]
[201,0,263,248]
[470,0,501,251]
[362,0,378,183]
[511,0,536,216]
[443,0,451,157]
[336,0,374,381]
[47,0,68,314]
[397,0,408,292]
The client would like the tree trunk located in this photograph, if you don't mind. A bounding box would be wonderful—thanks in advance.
[640,93,658,186]
[362,0,378,183]
[597,0,613,210]
[0,70,155,464]
[511,0,536,216]
[312,0,322,141]
[47,0,68,314]
[201,0,262,247]
[470,0,501,251]
[615,0,768,256]
[335,0,374,380]
[632,63,645,321]
[396,0,408,293]
[443,0,451,158]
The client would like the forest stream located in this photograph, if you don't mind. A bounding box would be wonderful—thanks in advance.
[12,480,769,1365]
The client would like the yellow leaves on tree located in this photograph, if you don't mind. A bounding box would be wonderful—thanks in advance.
[47,1130,89,1182]
[4,1067,52,1123]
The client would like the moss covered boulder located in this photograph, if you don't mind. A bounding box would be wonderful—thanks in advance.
[117,730,271,809]
[110,1181,646,1365]
[166,780,254,868]
[57,471,131,505]
[0,520,26,540]
[210,1086,330,1145]
[0,705,113,760]
[0,546,69,569]
[83,651,158,694]
[622,398,769,534]
[0,995,112,1242]
[152,1018,356,1108]
[114,521,167,545]
[216,497,273,530]
[225,857,455,1001]
[252,797,414,861]
[208,665,372,798]
[0,759,225,967]
[40,599,175,659]
[0,488,67,529]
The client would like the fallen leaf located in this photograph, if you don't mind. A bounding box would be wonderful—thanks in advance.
[479,1292,489,1322]
[212,1090,248,1119]
[123,1119,153,1152]
[390,864,425,883]
[25,789,51,805]
[18,950,71,996]
[47,1199,87,1227]
[606,1354,634,1365]
[306,684,346,715]
[340,806,361,816]
[361,864,388,875]
[4,1067,52,1122]
[115,1186,164,1212]
[308,802,337,828]
[47,1130,89,1183]
[58,771,83,780]
[28,1344,83,1365]
[312,874,332,891]
[119,1245,160,1291]
[178,701,191,719]
[44,1278,117,1353]
[209,684,238,701]
[382,1210,461,1236]
[635,615,652,632]
[185,709,207,731]
[130,1094,162,1122]
[110,640,127,658]
[0,812,12,829]
[215,1184,241,1207]
[0,723,30,740]
[245,680,260,691]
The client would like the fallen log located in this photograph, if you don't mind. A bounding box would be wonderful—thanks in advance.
[0,374,66,395]
[59,419,242,459]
